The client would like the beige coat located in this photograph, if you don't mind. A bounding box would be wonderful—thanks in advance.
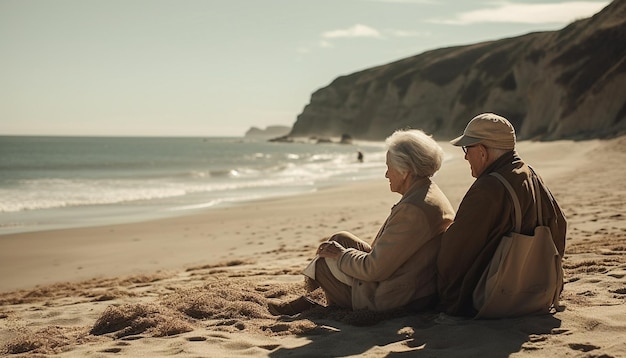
[337,177,455,311]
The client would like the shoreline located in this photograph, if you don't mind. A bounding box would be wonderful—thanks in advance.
[0,136,389,236]
[0,178,397,293]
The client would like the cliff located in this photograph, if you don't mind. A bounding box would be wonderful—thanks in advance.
[290,0,626,141]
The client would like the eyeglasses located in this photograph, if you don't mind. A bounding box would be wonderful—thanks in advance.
[462,145,475,154]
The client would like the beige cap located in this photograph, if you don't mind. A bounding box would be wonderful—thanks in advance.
[450,113,516,150]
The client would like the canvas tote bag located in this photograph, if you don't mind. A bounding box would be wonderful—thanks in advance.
[472,171,563,319]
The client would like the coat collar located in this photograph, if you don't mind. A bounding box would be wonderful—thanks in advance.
[397,176,431,204]
[478,150,519,178]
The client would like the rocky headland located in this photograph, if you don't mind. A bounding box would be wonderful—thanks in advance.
[244,125,291,139]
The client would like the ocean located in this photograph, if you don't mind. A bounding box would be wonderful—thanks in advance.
[0,136,388,234]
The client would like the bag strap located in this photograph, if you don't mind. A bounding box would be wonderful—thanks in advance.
[528,166,544,226]
[526,167,563,312]
[490,168,543,232]
[490,172,522,233]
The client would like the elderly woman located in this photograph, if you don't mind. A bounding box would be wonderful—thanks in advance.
[268,129,455,315]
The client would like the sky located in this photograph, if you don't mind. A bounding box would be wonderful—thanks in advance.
[0,0,611,137]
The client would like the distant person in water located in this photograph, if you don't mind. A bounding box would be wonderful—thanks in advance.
[268,129,455,315]
[357,150,364,163]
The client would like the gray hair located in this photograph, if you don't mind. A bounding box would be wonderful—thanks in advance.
[485,146,510,160]
[385,129,444,178]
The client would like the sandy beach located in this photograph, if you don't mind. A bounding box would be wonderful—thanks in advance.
[1,137,625,357]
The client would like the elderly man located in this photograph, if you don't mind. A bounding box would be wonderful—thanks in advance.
[437,113,567,317]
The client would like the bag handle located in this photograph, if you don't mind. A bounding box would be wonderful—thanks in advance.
[490,168,542,233]
[529,166,544,226]
[490,172,522,232]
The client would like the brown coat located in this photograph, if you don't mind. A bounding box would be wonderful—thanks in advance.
[437,151,567,316]
[337,177,455,311]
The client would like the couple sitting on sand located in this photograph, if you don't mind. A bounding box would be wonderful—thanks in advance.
[268,113,567,319]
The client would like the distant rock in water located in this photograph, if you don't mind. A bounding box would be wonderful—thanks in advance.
[340,134,353,144]
[245,125,291,139]
[289,0,626,141]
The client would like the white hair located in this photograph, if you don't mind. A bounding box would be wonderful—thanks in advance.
[385,129,444,178]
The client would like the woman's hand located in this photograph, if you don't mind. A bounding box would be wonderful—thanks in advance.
[317,241,345,260]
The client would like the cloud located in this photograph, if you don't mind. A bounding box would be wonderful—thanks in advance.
[296,24,429,55]
[322,24,383,39]
[431,1,609,25]
[320,24,429,40]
